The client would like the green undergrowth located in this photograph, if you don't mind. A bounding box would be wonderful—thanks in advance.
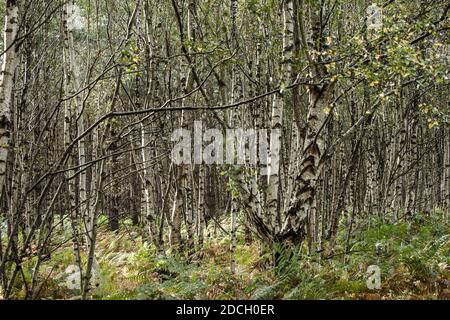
[6,212,450,300]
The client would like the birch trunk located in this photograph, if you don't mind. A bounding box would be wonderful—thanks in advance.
[62,0,82,272]
[229,0,240,273]
[0,0,19,199]
[266,0,294,233]
[63,0,99,290]
[280,1,334,246]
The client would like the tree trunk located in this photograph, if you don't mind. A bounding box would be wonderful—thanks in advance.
[0,0,19,201]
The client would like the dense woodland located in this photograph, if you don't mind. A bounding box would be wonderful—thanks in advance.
[0,0,449,300]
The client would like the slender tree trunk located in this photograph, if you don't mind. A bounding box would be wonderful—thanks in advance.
[62,0,82,277]
[267,0,294,236]
[0,0,19,201]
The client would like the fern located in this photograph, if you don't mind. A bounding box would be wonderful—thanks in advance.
[251,282,285,300]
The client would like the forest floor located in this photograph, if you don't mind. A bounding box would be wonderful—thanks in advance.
[10,213,450,300]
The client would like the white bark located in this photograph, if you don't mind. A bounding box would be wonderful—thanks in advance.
[140,122,159,245]
[0,0,19,198]
[267,0,294,231]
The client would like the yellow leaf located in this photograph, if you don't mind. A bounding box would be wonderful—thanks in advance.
[427,119,439,129]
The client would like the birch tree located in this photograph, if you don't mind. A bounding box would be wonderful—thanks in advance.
[0,0,19,198]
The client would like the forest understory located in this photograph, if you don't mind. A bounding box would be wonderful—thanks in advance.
[4,211,449,300]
